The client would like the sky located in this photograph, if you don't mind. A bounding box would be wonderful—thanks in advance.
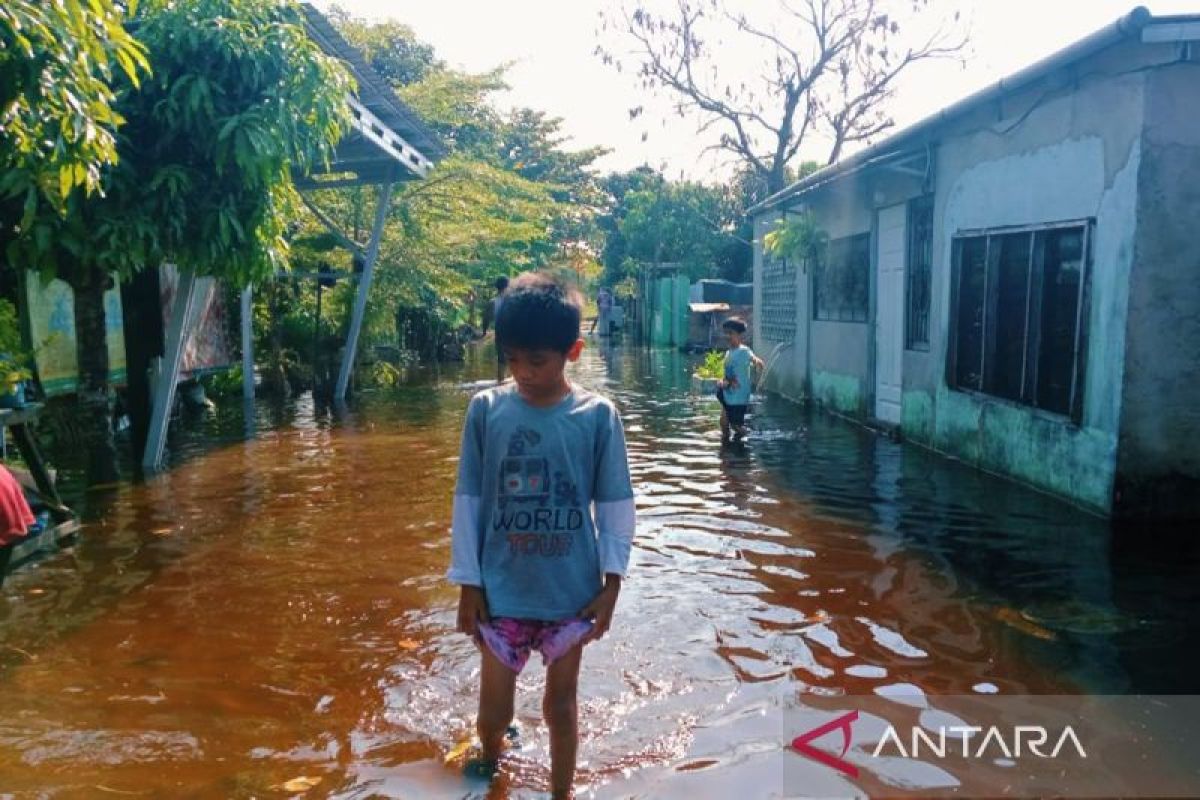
[313,0,1198,182]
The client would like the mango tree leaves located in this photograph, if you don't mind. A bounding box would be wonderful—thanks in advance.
[0,0,148,217]
[8,0,354,290]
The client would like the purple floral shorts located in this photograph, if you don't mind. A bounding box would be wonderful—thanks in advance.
[476,617,593,674]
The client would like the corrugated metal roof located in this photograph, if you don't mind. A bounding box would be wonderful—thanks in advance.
[298,3,445,185]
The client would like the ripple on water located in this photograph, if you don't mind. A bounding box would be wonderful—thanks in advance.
[0,345,1192,798]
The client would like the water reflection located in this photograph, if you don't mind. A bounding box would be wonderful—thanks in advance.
[0,343,1195,797]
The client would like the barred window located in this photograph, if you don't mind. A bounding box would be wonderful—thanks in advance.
[813,233,870,322]
[760,251,797,343]
[905,196,934,350]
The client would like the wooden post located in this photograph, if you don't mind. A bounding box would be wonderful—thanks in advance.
[5,410,69,518]
[143,269,198,471]
[241,285,254,400]
[335,181,393,400]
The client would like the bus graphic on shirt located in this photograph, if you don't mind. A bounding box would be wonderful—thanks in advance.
[499,455,551,508]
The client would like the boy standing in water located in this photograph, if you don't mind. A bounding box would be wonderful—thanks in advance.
[716,317,764,441]
[447,272,636,798]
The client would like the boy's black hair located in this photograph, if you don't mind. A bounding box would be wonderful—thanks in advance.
[495,272,582,354]
[494,275,509,292]
[722,316,748,335]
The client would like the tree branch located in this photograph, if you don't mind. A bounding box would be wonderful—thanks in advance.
[604,0,967,189]
[300,194,365,255]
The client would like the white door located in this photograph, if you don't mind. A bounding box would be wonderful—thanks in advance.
[874,203,906,425]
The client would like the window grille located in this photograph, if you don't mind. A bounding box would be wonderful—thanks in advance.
[813,233,870,322]
[905,196,934,350]
[760,252,797,343]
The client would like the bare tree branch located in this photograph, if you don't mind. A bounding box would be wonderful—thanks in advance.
[598,0,967,193]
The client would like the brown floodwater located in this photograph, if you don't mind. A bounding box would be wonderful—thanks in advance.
[0,342,1197,798]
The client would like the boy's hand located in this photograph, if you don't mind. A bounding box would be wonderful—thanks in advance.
[579,575,621,643]
[457,585,490,638]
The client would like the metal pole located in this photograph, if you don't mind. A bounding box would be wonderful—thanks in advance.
[313,281,322,390]
[143,268,198,471]
[241,285,254,401]
[335,181,393,400]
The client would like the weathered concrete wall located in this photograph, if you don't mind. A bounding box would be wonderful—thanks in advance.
[750,39,1193,513]
[783,182,874,413]
[755,182,875,408]
[912,47,1150,513]
[1116,61,1200,517]
[753,39,1163,512]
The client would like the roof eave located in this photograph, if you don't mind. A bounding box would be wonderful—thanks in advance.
[748,5,1155,216]
[299,4,446,164]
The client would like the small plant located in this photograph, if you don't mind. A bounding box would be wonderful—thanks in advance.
[203,364,244,398]
[367,360,403,387]
[0,300,32,397]
[763,211,827,268]
[694,350,725,380]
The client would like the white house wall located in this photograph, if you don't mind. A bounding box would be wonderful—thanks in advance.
[810,183,875,414]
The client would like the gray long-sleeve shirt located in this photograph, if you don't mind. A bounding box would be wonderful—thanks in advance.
[447,383,636,621]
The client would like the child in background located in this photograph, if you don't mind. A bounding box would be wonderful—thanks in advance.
[447,272,636,798]
[716,317,764,441]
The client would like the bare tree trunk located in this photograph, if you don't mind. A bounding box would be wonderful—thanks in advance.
[767,163,788,196]
[71,268,120,485]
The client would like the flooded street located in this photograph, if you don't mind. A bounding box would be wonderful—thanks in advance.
[1,342,1197,798]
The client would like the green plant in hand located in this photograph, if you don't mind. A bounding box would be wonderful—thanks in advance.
[695,350,725,380]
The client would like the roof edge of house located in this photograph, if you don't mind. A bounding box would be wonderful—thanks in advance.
[748,5,1155,216]
[299,3,447,160]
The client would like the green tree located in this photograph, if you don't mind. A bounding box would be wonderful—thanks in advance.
[326,6,440,87]
[0,0,149,216]
[266,10,610,378]
[399,65,509,156]
[597,167,665,284]
[616,178,744,282]
[390,42,607,263]
[288,13,607,364]
[8,0,352,482]
[291,153,562,365]
[596,160,825,288]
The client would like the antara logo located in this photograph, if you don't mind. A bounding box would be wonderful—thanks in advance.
[872,725,1088,760]
[790,710,1088,775]
[791,710,860,777]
